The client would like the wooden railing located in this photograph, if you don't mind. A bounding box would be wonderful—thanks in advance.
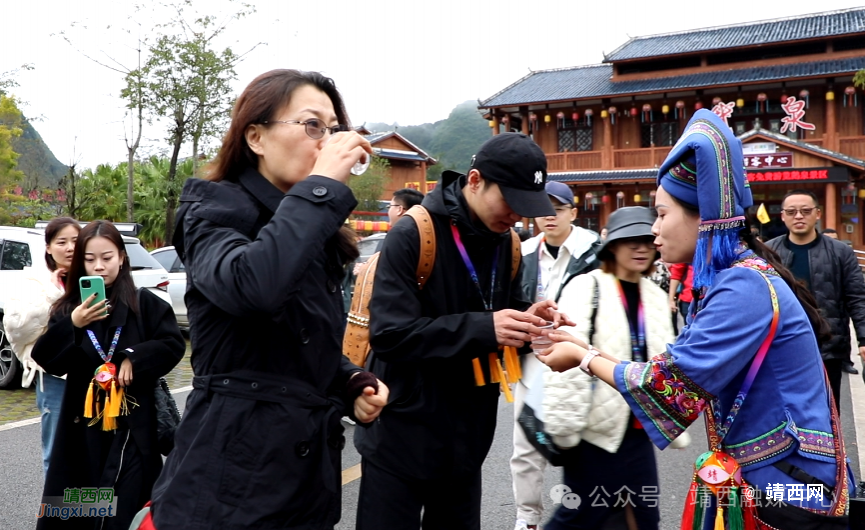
[546,151,603,171]
[839,136,865,159]
[613,147,672,169]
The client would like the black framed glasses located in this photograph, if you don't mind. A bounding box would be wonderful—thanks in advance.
[622,237,656,250]
[262,119,347,139]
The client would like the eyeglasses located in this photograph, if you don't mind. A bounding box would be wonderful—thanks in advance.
[622,237,655,250]
[782,207,817,217]
[262,119,347,139]
[388,203,403,210]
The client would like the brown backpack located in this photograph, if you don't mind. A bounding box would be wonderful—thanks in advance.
[343,205,521,367]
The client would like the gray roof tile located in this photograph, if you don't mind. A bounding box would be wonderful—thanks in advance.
[482,57,865,108]
[607,8,865,61]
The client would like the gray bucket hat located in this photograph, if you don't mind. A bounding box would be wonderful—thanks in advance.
[597,206,657,258]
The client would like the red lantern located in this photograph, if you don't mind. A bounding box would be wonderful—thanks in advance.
[712,97,722,105]
[601,195,610,204]
[780,94,788,104]
[694,101,703,111]
[630,107,638,117]
[675,100,686,120]
[757,93,767,101]
[572,111,579,122]
[799,89,810,109]
[845,86,857,108]
[756,93,767,113]
[641,103,652,123]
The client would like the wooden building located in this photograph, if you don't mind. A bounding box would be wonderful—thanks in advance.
[364,131,437,200]
[479,7,865,246]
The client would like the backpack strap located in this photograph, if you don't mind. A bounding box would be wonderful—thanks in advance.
[404,206,436,290]
[509,229,521,281]
[588,276,599,344]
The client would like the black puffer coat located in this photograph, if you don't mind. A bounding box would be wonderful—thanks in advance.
[766,232,865,360]
[150,169,363,529]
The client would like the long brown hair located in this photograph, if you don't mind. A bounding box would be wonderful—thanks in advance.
[207,69,358,261]
[52,221,138,317]
[43,217,80,271]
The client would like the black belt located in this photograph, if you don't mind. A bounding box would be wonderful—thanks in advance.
[192,370,342,492]
[773,461,834,498]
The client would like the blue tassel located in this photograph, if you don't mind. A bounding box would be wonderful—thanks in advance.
[692,227,743,291]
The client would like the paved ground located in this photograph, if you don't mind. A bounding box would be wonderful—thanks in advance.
[1,339,862,529]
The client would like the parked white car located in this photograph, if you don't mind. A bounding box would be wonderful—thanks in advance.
[0,226,172,388]
[149,246,188,331]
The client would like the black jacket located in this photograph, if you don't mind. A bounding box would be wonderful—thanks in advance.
[354,172,532,480]
[766,232,865,360]
[32,289,184,530]
[150,169,362,530]
[520,232,602,303]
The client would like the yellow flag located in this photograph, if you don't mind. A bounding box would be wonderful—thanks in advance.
[756,203,771,224]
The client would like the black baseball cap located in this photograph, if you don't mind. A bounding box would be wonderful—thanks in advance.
[445,133,555,218]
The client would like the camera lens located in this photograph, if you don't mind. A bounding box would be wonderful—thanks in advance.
[82,280,90,288]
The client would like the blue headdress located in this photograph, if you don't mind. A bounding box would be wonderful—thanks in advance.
[657,110,752,291]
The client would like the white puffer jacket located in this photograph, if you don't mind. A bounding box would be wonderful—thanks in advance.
[543,269,674,453]
[3,267,64,388]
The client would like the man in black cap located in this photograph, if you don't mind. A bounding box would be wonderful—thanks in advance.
[354,133,572,529]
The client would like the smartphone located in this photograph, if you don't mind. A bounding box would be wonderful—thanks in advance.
[79,276,108,316]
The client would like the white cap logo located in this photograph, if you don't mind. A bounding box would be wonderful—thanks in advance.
[534,171,543,184]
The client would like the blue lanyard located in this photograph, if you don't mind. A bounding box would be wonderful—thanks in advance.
[451,223,499,312]
[87,327,122,363]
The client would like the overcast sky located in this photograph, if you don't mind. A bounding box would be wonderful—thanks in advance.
[2,1,859,171]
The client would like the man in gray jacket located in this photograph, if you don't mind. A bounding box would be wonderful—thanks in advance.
[765,189,865,411]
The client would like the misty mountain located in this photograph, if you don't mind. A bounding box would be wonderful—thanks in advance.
[365,100,491,177]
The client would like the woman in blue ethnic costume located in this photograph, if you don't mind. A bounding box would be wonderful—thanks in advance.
[538,110,852,530]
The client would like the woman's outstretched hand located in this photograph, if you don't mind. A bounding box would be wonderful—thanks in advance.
[536,341,585,372]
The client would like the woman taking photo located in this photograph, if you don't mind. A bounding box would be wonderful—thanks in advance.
[146,69,388,530]
[32,221,185,530]
[4,217,79,478]
[542,207,675,530]
[539,110,852,529]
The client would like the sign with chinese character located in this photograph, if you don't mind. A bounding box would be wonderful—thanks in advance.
[780,96,815,133]
[743,152,793,168]
[711,101,736,126]
[746,167,847,184]
[742,142,777,155]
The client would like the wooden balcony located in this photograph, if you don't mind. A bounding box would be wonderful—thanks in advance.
[613,147,673,168]
[839,136,865,160]
[546,151,603,171]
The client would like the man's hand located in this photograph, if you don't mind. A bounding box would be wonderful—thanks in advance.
[527,299,576,328]
[354,379,389,423]
[493,309,548,347]
[669,299,678,313]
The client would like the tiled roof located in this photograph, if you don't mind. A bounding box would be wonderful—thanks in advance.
[481,57,865,108]
[607,8,865,62]
[548,168,658,183]
[373,148,429,163]
[738,128,865,168]
[362,131,437,163]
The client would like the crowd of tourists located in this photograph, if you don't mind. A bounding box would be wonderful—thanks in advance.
[7,69,860,530]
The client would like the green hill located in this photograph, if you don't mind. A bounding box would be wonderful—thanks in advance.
[13,119,68,189]
[366,100,491,179]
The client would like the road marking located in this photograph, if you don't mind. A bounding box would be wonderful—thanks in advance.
[0,385,194,431]
[342,463,362,485]
[2,383,363,485]
[0,417,40,432]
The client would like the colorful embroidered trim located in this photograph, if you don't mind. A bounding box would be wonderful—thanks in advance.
[687,119,736,220]
[667,159,697,187]
[796,427,836,459]
[725,421,795,466]
[622,352,713,442]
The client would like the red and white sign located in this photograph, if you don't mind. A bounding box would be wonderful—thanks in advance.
[743,152,793,168]
[711,101,736,126]
[780,97,815,134]
[746,167,847,183]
